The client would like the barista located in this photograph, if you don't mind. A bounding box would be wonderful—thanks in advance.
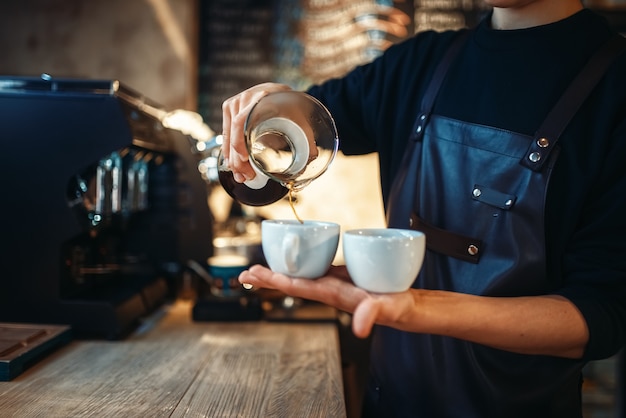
[222,1,626,416]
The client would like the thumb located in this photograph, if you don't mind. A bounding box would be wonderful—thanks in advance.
[351,297,381,338]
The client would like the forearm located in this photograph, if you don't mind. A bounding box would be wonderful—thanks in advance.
[240,265,591,359]
[406,290,589,359]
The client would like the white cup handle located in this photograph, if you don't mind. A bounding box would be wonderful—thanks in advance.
[283,233,300,274]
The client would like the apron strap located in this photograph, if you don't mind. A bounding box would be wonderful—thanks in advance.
[410,213,482,263]
[411,30,472,142]
[390,32,626,262]
[386,30,472,227]
[522,34,626,171]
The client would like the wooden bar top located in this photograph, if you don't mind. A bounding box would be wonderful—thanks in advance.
[0,300,346,417]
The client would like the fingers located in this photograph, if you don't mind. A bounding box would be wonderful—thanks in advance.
[220,100,232,162]
[239,262,418,341]
[239,264,414,340]
[352,297,380,338]
[238,264,293,291]
[238,264,364,311]
[221,83,293,183]
[239,264,332,301]
[221,94,255,182]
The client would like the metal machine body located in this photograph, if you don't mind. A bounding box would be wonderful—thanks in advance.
[0,76,213,338]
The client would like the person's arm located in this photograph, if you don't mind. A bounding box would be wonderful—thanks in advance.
[362,288,589,359]
[239,264,589,359]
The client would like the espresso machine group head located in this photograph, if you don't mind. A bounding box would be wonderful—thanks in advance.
[0,75,213,339]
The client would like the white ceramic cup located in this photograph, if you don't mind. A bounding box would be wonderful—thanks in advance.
[343,228,426,293]
[262,219,340,279]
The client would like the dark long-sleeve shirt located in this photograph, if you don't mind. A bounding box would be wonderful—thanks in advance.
[308,8,626,362]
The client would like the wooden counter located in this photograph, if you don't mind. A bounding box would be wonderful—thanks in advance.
[0,300,346,417]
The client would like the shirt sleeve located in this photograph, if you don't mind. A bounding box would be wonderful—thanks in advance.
[553,105,626,361]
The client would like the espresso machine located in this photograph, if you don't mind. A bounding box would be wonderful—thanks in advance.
[0,75,213,339]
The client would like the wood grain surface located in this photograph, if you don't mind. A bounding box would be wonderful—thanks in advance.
[0,301,346,418]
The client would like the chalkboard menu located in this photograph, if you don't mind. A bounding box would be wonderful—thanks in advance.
[414,0,489,32]
[197,0,275,130]
[197,0,490,131]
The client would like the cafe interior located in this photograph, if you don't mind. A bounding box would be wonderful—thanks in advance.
[1,1,625,417]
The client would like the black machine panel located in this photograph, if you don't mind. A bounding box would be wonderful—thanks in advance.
[0,76,213,339]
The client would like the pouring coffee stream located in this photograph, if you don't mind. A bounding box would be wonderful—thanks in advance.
[287,185,303,224]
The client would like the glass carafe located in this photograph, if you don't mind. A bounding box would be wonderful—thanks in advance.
[218,91,339,206]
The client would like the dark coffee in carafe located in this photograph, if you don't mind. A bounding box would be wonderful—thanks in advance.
[218,166,288,207]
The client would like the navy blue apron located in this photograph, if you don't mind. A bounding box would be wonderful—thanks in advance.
[363,31,626,418]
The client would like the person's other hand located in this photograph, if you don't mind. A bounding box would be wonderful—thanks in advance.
[221,83,292,183]
[239,264,418,338]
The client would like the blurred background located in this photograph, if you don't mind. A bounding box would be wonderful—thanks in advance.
[1,1,625,416]
[2,0,622,255]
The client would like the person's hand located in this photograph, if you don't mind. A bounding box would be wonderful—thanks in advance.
[239,264,590,358]
[221,83,293,183]
[239,264,419,338]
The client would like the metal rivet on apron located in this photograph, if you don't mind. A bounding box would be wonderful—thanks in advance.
[415,114,427,135]
[472,188,481,197]
[468,245,479,256]
[528,152,541,163]
[537,137,550,148]
[505,199,513,207]
[409,217,413,227]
